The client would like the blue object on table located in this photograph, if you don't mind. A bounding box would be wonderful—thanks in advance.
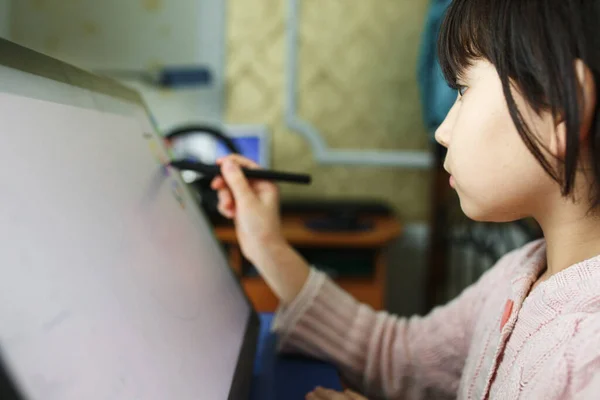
[251,313,343,400]
[417,0,456,138]
[216,136,261,165]
[157,67,212,87]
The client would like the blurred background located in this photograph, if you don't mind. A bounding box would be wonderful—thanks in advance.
[0,0,541,317]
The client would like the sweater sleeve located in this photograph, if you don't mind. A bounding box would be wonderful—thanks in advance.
[271,253,517,400]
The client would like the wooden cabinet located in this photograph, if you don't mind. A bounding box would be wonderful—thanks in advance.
[215,213,402,312]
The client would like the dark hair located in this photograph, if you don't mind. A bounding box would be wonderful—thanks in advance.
[438,0,600,207]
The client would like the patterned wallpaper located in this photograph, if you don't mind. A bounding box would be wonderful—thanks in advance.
[10,0,433,221]
[226,0,432,221]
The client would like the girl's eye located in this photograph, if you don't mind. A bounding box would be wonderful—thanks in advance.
[458,85,469,97]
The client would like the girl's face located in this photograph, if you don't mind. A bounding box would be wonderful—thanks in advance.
[435,60,557,222]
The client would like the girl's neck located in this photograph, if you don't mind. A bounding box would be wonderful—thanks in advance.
[535,198,600,279]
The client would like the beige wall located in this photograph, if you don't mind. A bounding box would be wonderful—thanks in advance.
[226,0,432,222]
[8,0,225,130]
[9,0,433,222]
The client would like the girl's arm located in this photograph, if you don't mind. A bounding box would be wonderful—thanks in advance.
[272,249,519,400]
[211,156,511,398]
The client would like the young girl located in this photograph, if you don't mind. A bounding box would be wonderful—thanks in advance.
[211,0,600,398]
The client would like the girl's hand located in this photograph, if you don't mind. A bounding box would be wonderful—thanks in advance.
[211,155,285,264]
[306,387,368,400]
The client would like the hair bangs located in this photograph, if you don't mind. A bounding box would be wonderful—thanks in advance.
[437,0,493,89]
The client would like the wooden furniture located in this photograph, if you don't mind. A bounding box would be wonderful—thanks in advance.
[427,143,452,310]
[215,213,402,312]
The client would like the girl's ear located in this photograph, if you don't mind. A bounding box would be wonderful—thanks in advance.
[550,59,597,160]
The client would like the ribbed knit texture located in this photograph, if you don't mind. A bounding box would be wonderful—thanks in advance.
[272,240,600,399]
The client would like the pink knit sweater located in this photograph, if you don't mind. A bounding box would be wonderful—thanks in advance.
[272,240,600,399]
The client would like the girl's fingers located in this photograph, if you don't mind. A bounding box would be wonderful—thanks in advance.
[216,154,261,170]
[344,390,367,400]
[218,188,233,208]
[211,176,226,190]
[217,189,235,218]
[214,172,276,206]
[217,202,233,219]
[305,391,327,400]
[311,387,347,399]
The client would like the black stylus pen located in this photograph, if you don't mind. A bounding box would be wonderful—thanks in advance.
[169,159,312,185]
